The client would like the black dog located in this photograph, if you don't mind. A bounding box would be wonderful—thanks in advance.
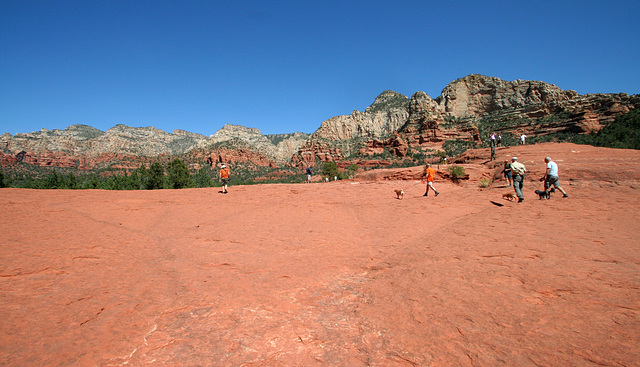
[535,190,550,199]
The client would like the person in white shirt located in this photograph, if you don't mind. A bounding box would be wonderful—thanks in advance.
[543,157,568,198]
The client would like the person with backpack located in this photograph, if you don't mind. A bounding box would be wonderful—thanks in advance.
[218,164,230,194]
[305,166,312,183]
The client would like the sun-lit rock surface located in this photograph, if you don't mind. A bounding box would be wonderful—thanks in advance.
[1,143,639,366]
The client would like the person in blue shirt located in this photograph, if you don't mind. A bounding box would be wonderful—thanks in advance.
[305,166,312,183]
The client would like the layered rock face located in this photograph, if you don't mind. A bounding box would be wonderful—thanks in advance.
[437,74,637,136]
[311,91,410,141]
[0,124,208,157]
[1,75,637,172]
[295,74,638,164]
[1,123,309,169]
[438,75,579,117]
[210,124,308,163]
[293,91,411,166]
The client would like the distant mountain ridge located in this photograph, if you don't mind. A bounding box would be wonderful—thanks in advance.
[1,123,309,165]
[1,74,638,170]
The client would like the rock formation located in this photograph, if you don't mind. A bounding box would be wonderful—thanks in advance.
[295,75,638,165]
[210,124,308,163]
[1,75,637,174]
[0,123,309,170]
[435,75,638,136]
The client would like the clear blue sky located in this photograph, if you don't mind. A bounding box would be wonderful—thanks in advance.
[1,0,638,136]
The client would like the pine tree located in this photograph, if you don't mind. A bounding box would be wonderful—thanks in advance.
[193,166,212,188]
[146,162,165,190]
[44,169,61,189]
[167,159,192,189]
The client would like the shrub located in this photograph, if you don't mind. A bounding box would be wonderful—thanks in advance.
[346,164,359,178]
[448,165,466,179]
[479,178,492,188]
[442,139,477,157]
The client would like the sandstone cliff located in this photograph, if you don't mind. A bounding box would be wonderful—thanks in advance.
[436,74,637,137]
[1,123,309,169]
[209,124,308,163]
[294,74,638,165]
[311,91,410,141]
[293,91,411,166]
[1,75,637,173]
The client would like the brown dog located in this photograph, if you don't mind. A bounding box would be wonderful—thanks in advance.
[395,189,404,200]
[502,192,516,201]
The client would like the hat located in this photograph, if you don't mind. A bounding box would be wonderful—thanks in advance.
[545,157,551,162]
[221,164,226,168]
[511,157,517,161]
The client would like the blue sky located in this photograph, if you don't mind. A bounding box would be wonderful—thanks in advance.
[1,1,638,136]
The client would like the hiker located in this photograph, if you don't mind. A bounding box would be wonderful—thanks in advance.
[520,134,527,145]
[305,166,312,183]
[423,163,440,197]
[543,157,569,198]
[218,163,230,194]
[502,160,512,187]
[510,157,526,202]
[497,134,502,147]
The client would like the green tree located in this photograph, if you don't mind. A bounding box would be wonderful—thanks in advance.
[126,171,141,190]
[134,164,147,190]
[575,109,640,149]
[88,175,100,189]
[43,169,62,189]
[145,162,165,190]
[167,159,193,189]
[346,164,359,178]
[193,166,212,188]
[104,174,130,190]
[64,172,77,189]
[0,170,5,188]
[322,161,339,180]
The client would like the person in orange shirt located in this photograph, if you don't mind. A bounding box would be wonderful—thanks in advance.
[424,163,440,197]
[218,163,230,194]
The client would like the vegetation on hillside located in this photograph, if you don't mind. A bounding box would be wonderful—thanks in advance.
[442,139,478,157]
[573,109,640,149]
[365,91,410,114]
[0,157,307,190]
[1,109,637,190]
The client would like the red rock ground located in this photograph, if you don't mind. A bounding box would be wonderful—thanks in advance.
[1,143,639,366]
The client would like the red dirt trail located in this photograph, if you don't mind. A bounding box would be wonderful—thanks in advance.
[1,143,639,366]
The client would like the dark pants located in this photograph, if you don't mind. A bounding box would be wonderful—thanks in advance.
[513,174,524,199]
[545,175,561,190]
